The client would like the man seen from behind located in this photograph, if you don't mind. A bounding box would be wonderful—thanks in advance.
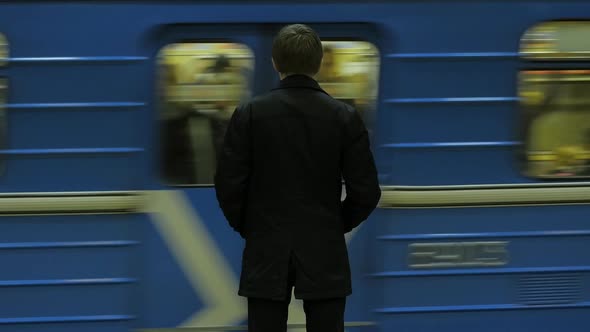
[215,24,381,332]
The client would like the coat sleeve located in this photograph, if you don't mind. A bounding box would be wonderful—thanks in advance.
[214,103,251,237]
[341,108,381,233]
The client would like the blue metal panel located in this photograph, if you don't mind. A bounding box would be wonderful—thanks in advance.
[0,216,140,283]
[0,241,138,249]
[0,215,137,242]
[374,266,590,278]
[376,309,590,332]
[384,148,526,185]
[379,230,590,241]
[387,52,520,59]
[8,104,143,149]
[373,202,590,329]
[0,284,134,317]
[140,212,205,328]
[385,59,518,99]
[376,302,590,314]
[376,205,590,235]
[0,59,147,190]
[0,278,136,286]
[8,56,147,63]
[0,321,131,332]
[7,64,145,102]
[0,213,142,331]
[0,155,144,191]
[0,243,137,281]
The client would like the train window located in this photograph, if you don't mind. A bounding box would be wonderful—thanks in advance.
[158,42,254,186]
[520,71,590,178]
[0,33,7,66]
[521,22,590,60]
[520,21,590,178]
[317,41,380,132]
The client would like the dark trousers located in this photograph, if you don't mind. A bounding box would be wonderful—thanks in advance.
[247,296,346,332]
[247,255,345,332]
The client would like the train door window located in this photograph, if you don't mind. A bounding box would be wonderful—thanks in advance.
[157,42,254,185]
[317,41,380,133]
[520,22,590,178]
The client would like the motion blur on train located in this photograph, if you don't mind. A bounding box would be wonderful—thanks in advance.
[0,1,589,332]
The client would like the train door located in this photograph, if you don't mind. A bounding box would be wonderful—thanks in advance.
[144,24,273,329]
[146,23,383,330]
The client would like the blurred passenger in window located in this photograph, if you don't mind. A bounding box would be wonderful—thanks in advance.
[316,45,359,114]
[550,145,586,176]
[316,45,339,82]
[160,63,197,184]
[195,54,245,159]
[316,45,377,134]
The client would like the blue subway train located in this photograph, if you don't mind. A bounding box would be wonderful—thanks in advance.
[0,1,589,331]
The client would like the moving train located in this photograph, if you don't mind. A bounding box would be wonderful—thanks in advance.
[0,1,589,331]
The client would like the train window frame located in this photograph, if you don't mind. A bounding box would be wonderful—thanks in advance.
[157,41,255,187]
[519,21,590,179]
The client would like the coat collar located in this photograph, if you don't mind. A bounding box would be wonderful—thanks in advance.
[273,74,327,94]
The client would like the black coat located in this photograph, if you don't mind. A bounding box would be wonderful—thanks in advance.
[215,74,381,300]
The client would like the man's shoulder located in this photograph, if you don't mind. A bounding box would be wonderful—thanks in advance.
[244,89,354,112]
[250,91,276,104]
[235,91,287,115]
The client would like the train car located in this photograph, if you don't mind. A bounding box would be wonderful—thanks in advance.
[0,1,589,331]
